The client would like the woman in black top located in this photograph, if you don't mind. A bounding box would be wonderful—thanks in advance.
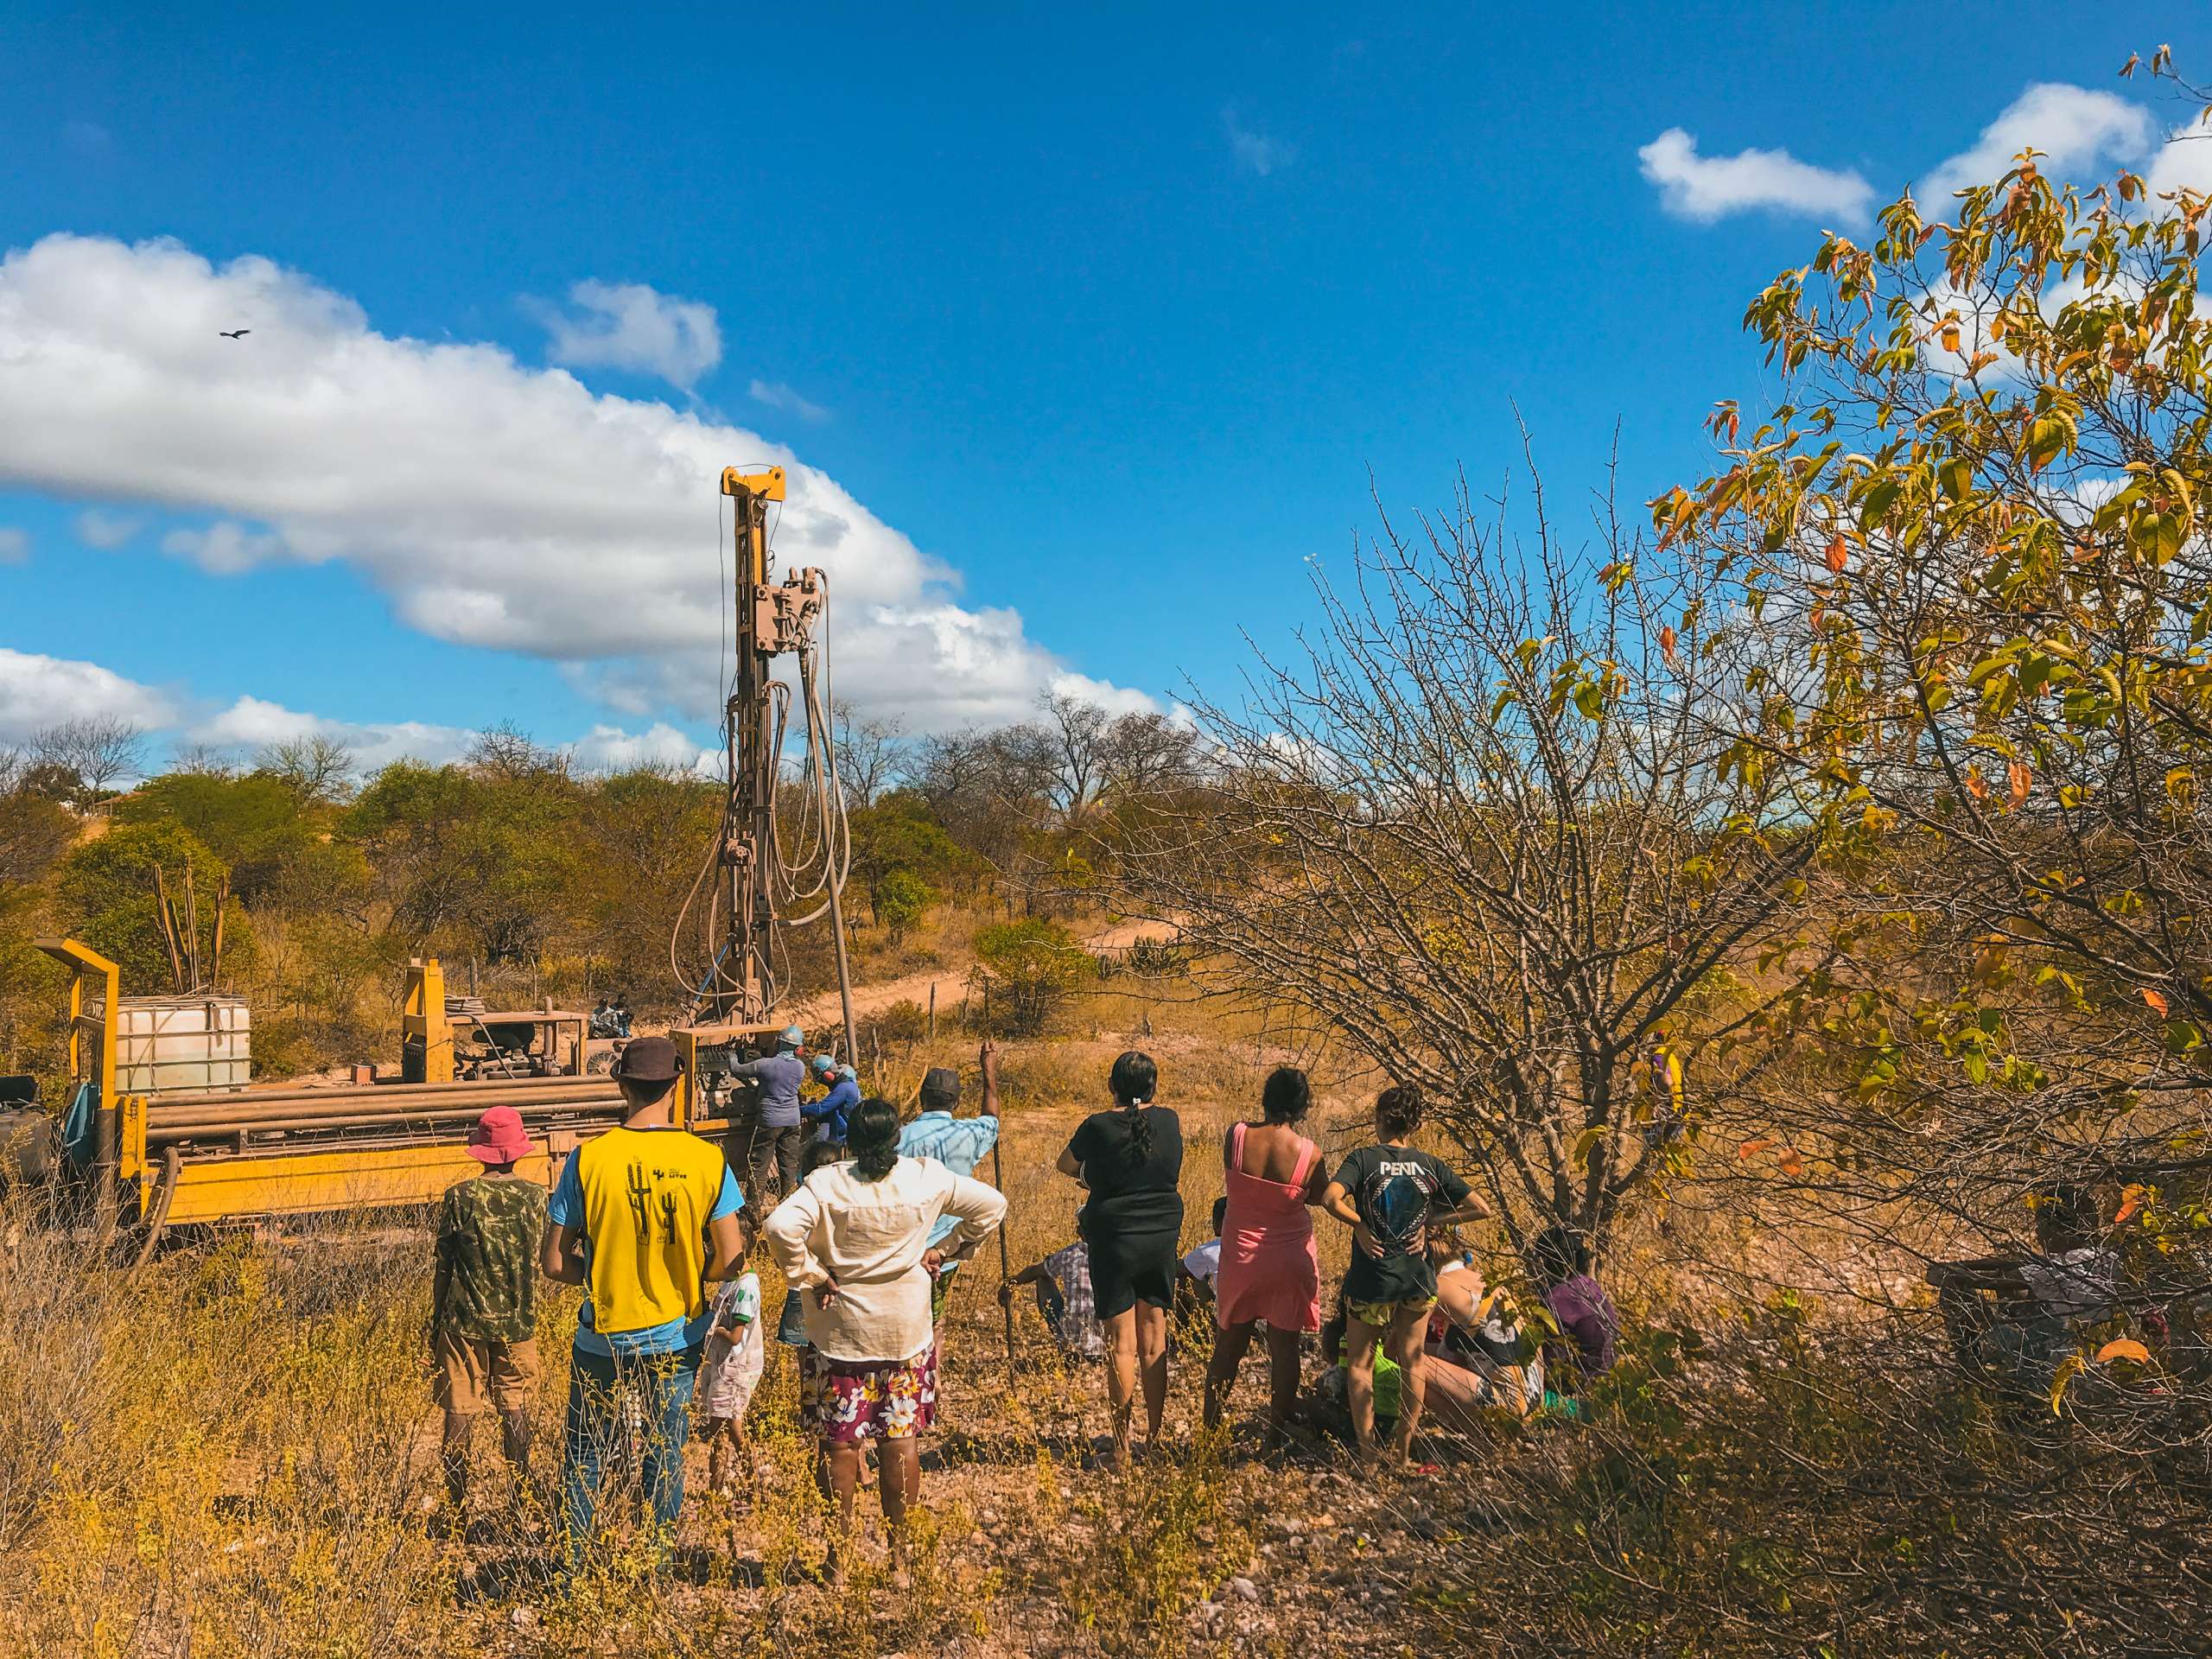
[1057,1050,1184,1463]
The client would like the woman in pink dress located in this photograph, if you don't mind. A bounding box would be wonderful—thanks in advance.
[1203,1066,1326,1444]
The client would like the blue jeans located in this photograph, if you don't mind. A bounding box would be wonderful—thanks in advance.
[562,1343,702,1568]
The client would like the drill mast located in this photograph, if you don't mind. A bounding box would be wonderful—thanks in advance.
[696,466,856,1054]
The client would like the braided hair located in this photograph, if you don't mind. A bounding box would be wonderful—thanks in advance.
[1109,1050,1159,1161]
[846,1096,901,1181]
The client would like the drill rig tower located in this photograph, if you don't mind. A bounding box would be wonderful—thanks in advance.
[681,466,857,1063]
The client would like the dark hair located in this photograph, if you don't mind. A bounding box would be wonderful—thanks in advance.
[616,1074,675,1109]
[1211,1195,1230,1234]
[800,1137,849,1179]
[1375,1083,1423,1140]
[1530,1224,1590,1283]
[1261,1066,1311,1125]
[1109,1050,1158,1160]
[846,1096,901,1181]
[2034,1183,2099,1250]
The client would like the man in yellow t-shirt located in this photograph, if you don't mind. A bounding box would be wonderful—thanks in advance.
[543,1035,745,1569]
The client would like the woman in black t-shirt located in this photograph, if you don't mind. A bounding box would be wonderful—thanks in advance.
[1320,1083,1490,1465]
[1057,1050,1184,1463]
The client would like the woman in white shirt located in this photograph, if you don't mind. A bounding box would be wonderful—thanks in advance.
[764,1096,1007,1580]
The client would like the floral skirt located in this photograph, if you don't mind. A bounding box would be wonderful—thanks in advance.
[797,1344,938,1445]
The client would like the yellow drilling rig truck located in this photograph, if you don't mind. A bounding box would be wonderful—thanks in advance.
[3,465,861,1258]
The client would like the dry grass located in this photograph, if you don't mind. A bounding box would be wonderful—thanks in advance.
[3,978,2207,1658]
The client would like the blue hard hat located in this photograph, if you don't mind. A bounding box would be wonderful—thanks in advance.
[836,1064,856,1081]
[779,1025,804,1049]
[810,1054,836,1077]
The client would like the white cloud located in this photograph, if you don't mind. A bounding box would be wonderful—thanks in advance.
[1921,83,2154,204]
[2143,116,2212,199]
[188,695,477,771]
[524,277,722,390]
[0,234,1150,731]
[1638,128,1873,225]
[0,527,26,565]
[748,379,830,424]
[161,520,288,575]
[0,647,175,741]
[73,508,142,549]
[568,721,710,773]
[1224,106,1294,177]
[187,692,714,776]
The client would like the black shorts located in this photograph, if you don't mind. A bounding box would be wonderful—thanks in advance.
[1083,1224,1180,1320]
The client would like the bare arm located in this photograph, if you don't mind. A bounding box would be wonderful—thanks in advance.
[1057,1144,1084,1180]
[703,1210,747,1281]
[1319,1180,1360,1230]
[1321,1180,1383,1260]
[1928,1257,2028,1294]
[540,1219,586,1286]
[1301,1156,1330,1205]
[980,1039,1000,1118]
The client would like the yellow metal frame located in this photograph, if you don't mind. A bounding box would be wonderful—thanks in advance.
[400,957,454,1083]
[34,938,118,1106]
[671,1022,787,1134]
[720,466,785,501]
[156,1133,582,1224]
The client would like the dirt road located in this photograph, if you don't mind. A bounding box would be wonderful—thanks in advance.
[787,915,1175,1026]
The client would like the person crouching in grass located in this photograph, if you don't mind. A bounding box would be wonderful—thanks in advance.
[429,1104,547,1535]
[1320,1084,1491,1466]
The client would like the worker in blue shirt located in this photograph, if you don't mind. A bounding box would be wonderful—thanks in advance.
[899,1040,1003,1370]
[804,1055,861,1148]
[727,1025,808,1205]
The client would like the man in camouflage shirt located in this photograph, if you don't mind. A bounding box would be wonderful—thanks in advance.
[431,1105,548,1526]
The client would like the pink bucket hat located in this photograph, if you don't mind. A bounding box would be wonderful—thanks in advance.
[467,1104,533,1165]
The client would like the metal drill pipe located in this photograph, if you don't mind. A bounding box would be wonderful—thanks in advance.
[151,1074,613,1109]
[147,1082,621,1121]
[147,1103,626,1142]
[147,1090,621,1135]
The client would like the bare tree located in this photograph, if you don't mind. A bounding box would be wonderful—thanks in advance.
[0,747,74,884]
[829,700,906,808]
[467,721,566,783]
[1033,692,1111,830]
[168,743,239,779]
[32,716,144,798]
[257,734,357,804]
[1118,461,1821,1246]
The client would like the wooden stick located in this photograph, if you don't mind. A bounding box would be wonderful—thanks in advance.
[992,1135,1017,1381]
[210,874,230,989]
[183,854,201,990]
[151,864,185,990]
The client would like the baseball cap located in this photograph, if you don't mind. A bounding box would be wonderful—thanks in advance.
[613,1035,680,1083]
[919,1066,959,1108]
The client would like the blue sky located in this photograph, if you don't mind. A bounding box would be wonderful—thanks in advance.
[1,3,2202,770]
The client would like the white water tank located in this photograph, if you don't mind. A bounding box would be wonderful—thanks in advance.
[103,996,253,1096]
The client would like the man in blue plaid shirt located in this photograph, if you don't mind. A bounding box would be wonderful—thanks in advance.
[899,1040,1003,1366]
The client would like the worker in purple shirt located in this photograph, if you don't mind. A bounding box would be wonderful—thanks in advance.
[898,1040,1002,1357]
[804,1056,861,1147]
[727,1025,808,1205]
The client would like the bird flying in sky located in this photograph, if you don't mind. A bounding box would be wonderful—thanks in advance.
[219,328,251,339]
